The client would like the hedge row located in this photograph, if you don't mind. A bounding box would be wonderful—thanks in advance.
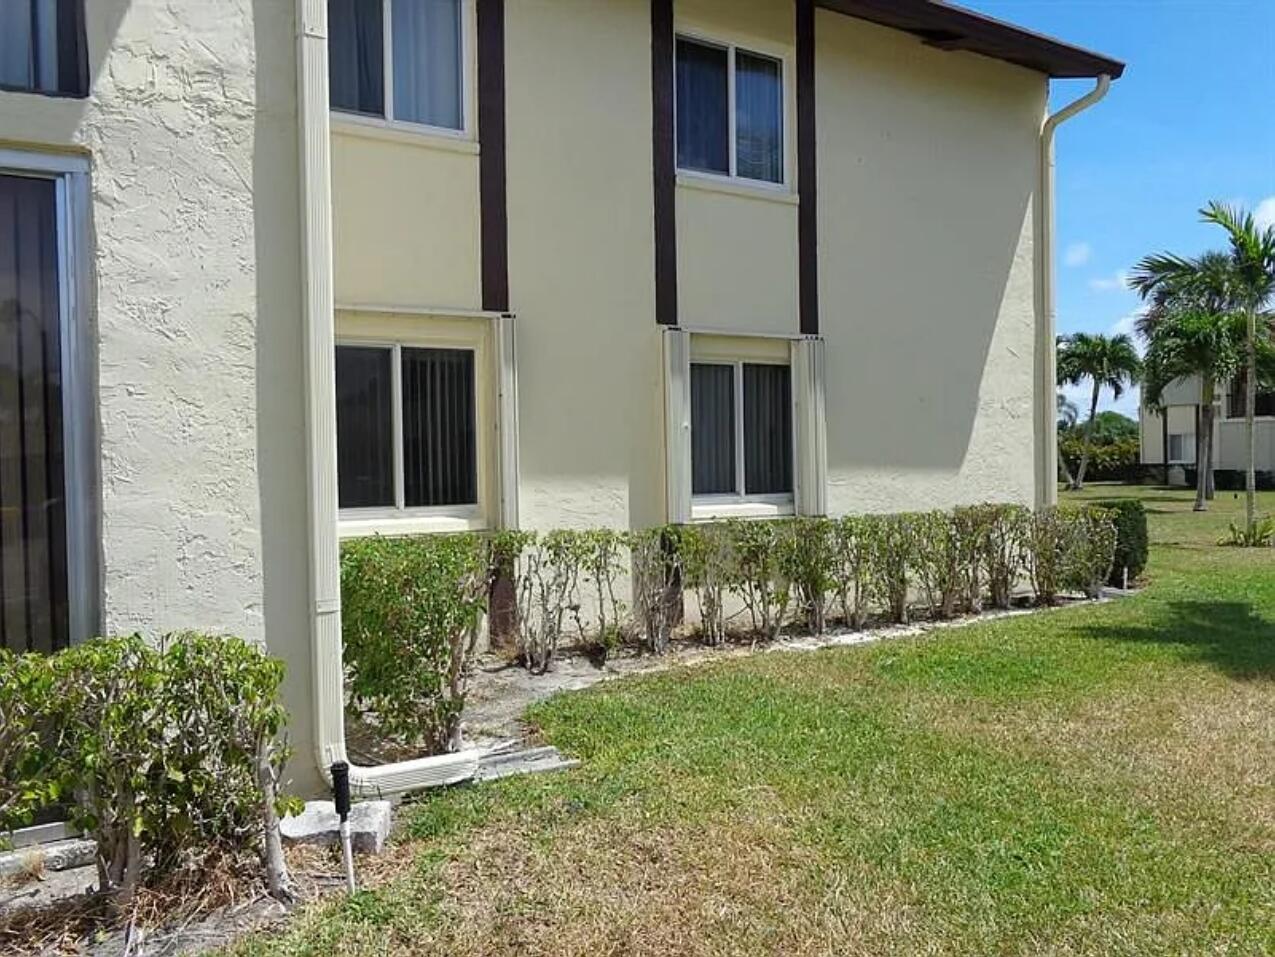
[340,503,1130,754]
[0,634,296,904]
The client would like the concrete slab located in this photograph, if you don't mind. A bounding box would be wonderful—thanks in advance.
[279,800,392,855]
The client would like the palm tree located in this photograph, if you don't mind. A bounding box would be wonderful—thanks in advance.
[1131,205,1275,536]
[1056,332,1141,490]
[1056,389,1079,487]
[1201,203,1275,536]
[1137,307,1242,510]
[1131,250,1238,505]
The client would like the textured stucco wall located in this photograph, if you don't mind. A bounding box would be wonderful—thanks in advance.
[816,11,1047,514]
[0,2,319,789]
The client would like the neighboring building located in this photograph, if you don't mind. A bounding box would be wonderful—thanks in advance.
[0,0,1121,791]
[1140,375,1275,484]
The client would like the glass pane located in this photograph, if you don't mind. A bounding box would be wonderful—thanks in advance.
[735,50,783,183]
[402,348,477,507]
[676,38,729,176]
[328,0,385,116]
[0,2,34,89]
[743,364,792,495]
[392,0,463,129]
[335,346,395,508]
[0,175,69,653]
[691,363,736,495]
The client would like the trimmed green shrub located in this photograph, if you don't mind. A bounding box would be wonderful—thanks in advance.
[679,522,736,645]
[0,634,295,903]
[627,527,682,655]
[728,520,793,643]
[1028,506,1117,604]
[515,530,589,673]
[983,504,1031,609]
[779,517,837,636]
[0,650,59,835]
[341,534,488,747]
[868,513,920,624]
[832,515,876,630]
[1092,498,1149,585]
[912,511,964,620]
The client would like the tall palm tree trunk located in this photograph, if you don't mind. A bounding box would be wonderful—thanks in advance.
[1072,381,1101,490]
[1195,380,1215,512]
[1245,309,1258,535]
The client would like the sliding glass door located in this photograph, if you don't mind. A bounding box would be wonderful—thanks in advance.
[0,172,70,653]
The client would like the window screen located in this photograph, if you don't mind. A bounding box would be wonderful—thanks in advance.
[335,346,395,508]
[735,51,783,183]
[691,363,736,495]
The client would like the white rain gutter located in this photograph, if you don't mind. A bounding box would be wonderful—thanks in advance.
[1037,74,1112,508]
[296,0,481,795]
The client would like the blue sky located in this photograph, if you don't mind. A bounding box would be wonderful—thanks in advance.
[966,0,1275,417]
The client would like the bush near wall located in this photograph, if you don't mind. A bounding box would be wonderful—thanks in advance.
[0,634,296,904]
[1059,435,1141,482]
[336,505,1117,758]
[1092,499,1149,586]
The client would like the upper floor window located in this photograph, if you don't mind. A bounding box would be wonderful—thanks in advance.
[1227,372,1275,419]
[328,0,464,132]
[0,0,88,98]
[676,36,784,186]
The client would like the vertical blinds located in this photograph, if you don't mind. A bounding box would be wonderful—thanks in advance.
[392,0,463,129]
[675,38,729,175]
[0,174,69,654]
[735,51,784,184]
[327,0,385,116]
[402,347,476,507]
[743,364,792,494]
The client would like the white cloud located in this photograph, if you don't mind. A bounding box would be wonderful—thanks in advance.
[1108,310,1142,342]
[1255,196,1275,232]
[1089,269,1131,293]
[1063,242,1092,268]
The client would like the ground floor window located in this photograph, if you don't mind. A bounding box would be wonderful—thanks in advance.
[1167,432,1193,464]
[690,360,793,498]
[335,342,478,512]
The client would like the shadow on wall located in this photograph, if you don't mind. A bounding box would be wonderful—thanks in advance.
[1080,601,1275,680]
[251,3,321,793]
[825,185,1034,472]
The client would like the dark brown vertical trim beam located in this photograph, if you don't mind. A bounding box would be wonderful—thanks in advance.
[651,0,678,326]
[478,0,509,313]
[796,0,818,336]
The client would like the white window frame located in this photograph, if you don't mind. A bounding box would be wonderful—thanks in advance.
[0,149,98,645]
[673,30,790,191]
[330,0,472,142]
[1167,432,1193,465]
[335,338,483,527]
[690,358,796,519]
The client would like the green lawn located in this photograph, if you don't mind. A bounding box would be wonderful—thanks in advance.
[237,486,1275,957]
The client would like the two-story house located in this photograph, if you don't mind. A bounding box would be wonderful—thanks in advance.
[0,0,1121,792]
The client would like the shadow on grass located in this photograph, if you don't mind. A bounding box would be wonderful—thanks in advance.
[1081,601,1275,679]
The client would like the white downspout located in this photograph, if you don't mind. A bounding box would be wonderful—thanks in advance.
[296,0,481,795]
[1037,74,1112,507]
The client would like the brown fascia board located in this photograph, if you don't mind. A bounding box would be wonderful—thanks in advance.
[817,0,1126,79]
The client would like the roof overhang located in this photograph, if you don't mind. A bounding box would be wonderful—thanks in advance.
[816,0,1125,79]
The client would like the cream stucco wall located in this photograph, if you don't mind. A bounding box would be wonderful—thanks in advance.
[505,0,665,532]
[674,0,800,335]
[815,11,1047,514]
[331,130,481,311]
[0,1,318,790]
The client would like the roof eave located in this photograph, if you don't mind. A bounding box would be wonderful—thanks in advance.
[816,0,1125,80]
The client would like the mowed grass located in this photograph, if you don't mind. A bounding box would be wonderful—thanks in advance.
[235,486,1275,956]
